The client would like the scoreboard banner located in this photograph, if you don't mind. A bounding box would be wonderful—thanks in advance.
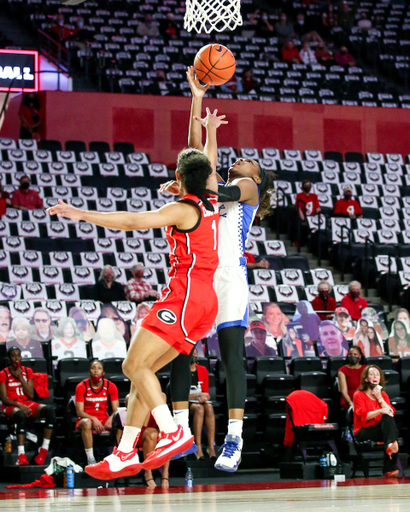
[0,49,38,92]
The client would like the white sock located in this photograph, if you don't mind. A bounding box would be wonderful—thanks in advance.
[42,438,50,451]
[173,409,190,432]
[152,404,178,434]
[118,426,141,453]
[228,420,243,439]
[18,445,25,456]
[85,448,94,462]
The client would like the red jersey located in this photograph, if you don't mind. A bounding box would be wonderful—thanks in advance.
[75,378,119,423]
[353,390,395,435]
[295,193,320,217]
[311,295,337,320]
[0,366,33,404]
[339,364,366,408]
[334,198,363,216]
[340,294,368,321]
[165,193,219,283]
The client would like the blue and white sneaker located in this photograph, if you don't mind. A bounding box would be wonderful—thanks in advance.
[170,441,197,460]
[214,435,243,472]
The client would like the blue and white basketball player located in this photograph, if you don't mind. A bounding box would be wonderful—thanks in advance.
[160,66,273,472]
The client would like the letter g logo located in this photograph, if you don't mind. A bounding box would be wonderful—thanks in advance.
[157,309,177,325]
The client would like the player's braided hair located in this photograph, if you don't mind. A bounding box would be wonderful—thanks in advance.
[177,148,215,211]
[256,167,275,220]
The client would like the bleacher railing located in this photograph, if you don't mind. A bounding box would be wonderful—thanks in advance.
[38,29,70,76]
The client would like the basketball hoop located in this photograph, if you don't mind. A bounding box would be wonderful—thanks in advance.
[184,0,243,33]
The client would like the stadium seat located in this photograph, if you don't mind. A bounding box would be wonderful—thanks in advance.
[289,357,323,378]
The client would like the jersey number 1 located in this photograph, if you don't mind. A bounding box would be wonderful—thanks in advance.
[212,219,217,250]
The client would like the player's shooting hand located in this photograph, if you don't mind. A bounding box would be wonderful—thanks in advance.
[46,199,83,221]
[159,180,181,196]
[193,107,228,130]
[186,66,209,97]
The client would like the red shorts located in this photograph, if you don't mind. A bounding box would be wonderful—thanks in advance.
[1,401,40,417]
[75,415,109,430]
[141,275,218,355]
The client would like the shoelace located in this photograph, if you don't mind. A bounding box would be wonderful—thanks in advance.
[220,441,239,458]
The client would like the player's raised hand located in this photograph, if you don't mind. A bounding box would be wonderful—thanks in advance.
[46,199,83,221]
[186,66,209,97]
[159,180,181,196]
[193,107,228,130]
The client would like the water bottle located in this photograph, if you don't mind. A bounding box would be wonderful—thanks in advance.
[185,467,193,488]
[5,436,12,453]
[66,465,75,489]
[319,454,327,467]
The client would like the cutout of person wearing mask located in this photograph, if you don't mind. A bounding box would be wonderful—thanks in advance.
[311,280,337,320]
[338,345,366,409]
[11,175,44,211]
[334,186,363,219]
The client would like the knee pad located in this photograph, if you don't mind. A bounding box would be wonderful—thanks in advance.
[170,351,192,403]
[40,406,55,429]
[14,410,28,435]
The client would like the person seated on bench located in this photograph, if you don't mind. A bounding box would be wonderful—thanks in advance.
[353,365,400,477]
[0,346,54,466]
[75,360,119,465]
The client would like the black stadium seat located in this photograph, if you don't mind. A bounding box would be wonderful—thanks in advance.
[289,357,323,378]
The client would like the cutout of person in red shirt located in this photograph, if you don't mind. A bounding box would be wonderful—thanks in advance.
[295,180,321,220]
[75,360,119,465]
[340,281,368,322]
[353,365,399,477]
[334,186,363,219]
[338,345,366,409]
[311,281,337,320]
[11,175,44,211]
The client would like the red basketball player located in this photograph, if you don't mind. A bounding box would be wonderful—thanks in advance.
[0,347,55,466]
[75,360,119,465]
[46,108,226,479]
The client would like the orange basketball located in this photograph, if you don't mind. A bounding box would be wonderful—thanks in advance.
[194,44,236,86]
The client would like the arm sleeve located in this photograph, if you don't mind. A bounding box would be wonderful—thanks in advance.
[75,381,86,403]
[108,382,119,402]
[353,391,370,423]
[217,184,241,202]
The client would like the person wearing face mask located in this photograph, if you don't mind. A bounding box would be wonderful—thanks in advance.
[338,346,366,409]
[334,186,363,219]
[353,365,399,477]
[11,175,44,211]
[125,263,160,304]
[189,348,216,460]
[75,360,119,465]
[249,9,274,38]
[18,93,41,140]
[0,347,55,466]
[340,281,368,322]
[93,265,126,304]
[295,179,321,221]
[335,45,356,68]
[311,281,337,320]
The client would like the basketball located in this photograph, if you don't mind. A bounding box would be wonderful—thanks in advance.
[194,44,236,86]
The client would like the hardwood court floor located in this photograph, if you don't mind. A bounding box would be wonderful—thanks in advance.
[1,479,410,512]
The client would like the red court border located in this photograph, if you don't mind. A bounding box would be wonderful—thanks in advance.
[0,477,409,500]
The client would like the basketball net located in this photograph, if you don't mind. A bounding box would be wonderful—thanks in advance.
[184,0,243,33]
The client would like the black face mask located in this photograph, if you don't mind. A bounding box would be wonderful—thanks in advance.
[367,382,378,389]
[302,185,311,193]
[347,356,359,365]
[20,182,30,190]
[191,356,198,364]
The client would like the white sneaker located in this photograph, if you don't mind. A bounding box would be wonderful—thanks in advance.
[85,448,142,480]
[214,435,243,473]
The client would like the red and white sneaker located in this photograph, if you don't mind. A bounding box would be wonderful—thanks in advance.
[34,448,48,465]
[85,448,142,480]
[16,453,29,466]
[142,425,194,471]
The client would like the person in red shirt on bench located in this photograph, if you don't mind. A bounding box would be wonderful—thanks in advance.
[295,180,321,220]
[353,365,399,477]
[11,176,44,211]
[75,360,119,465]
[341,281,368,322]
[311,281,337,320]
[0,347,54,466]
[334,186,363,219]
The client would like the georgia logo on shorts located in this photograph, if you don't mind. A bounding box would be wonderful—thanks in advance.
[156,309,177,324]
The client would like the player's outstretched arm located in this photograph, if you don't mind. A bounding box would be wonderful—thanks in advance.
[47,200,189,231]
[187,66,208,151]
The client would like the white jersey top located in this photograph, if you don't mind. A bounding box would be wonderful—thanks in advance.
[218,178,259,268]
[92,339,127,360]
[51,337,87,364]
